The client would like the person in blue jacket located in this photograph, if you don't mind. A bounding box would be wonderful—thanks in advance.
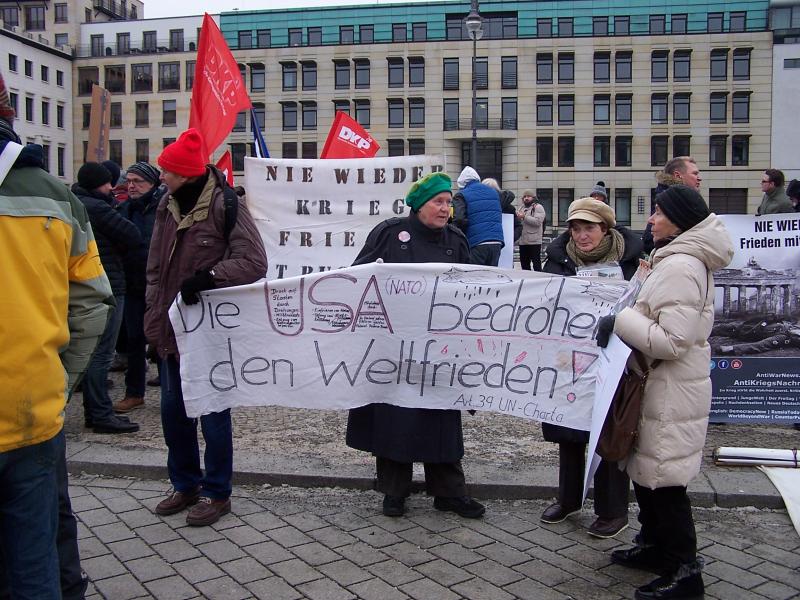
[451,166,504,266]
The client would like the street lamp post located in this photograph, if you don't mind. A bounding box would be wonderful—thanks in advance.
[465,0,483,169]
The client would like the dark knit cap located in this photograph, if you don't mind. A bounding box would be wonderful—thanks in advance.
[655,185,710,232]
[786,179,800,200]
[127,161,160,185]
[102,160,121,186]
[77,162,113,191]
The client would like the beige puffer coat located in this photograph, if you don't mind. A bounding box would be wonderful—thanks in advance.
[613,214,733,489]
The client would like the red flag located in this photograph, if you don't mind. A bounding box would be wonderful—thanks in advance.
[215,151,234,186]
[189,14,251,159]
[320,111,380,159]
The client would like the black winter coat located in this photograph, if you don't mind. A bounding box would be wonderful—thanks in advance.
[541,225,643,444]
[118,185,163,296]
[72,184,142,296]
[345,212,471,463]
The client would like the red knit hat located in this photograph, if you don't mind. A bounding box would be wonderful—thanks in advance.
[158,128,207,177]
[0,69,15,122]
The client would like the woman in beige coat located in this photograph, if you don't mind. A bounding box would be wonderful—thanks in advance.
[595,185,733,600]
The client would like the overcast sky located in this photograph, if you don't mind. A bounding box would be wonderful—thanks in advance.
[144,0,432,19]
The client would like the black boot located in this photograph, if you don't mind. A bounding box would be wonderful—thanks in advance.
[635,558,705,599]
[611,534,667,575]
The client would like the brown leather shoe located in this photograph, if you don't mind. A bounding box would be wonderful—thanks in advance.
[114,396,144,413]
[588,516,629,538]
[186,497,231,526]
[154,488,201,516]
[540,502,581,524]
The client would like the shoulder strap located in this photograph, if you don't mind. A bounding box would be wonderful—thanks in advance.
[222,186,239,242]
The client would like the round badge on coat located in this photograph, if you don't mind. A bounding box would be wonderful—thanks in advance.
[398,231,411,242]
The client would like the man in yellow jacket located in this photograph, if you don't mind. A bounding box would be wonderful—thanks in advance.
[0,71,112,599]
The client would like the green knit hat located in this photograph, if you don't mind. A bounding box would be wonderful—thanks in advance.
[405,172,452,211]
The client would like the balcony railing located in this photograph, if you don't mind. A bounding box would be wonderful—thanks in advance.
[75,38,197,58]
[94,0,128,20]
[444,118,517,131]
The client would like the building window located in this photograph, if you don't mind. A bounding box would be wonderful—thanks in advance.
[536,137,553,167]
[710,49,728,80]
[355,99,370,127]
[443,58,459,90]
[24,60,33,77]
[558,137,574,167]
[730,12,746,32]
[614,190,632,226]
[57,147,65,177]
[707,12,723,33]
[40,100,50,126]
[55,33,68,47]
[135,139,149,163]
[78,67,99,95]
[282,63,297,91]
[41,65,49,82]
[302,61,317,90]
[56,104,64,128]
[593,52,610,83]
[334,60,350,89]
[307,27,322,46]
[443,99,459,131]
[651,51,668,82]
[733,49,751,80]
[673,50,691,81]
[614,16,630,35]
[116,32,130,55]
[252,103,265,130]
[333,100,350,116]
[537,18,552,38]
[708,188,747,214]
[651,136,668,166]
[387,139,404,156]
[103,141,118,170]
[535,189,553,223]
[300,142,316,159]
[282,143,297,159]
[557,188,574,223]
[162,100,176,126]
[143,31,156,52]
[135,102,148,127]
[710,92,727,123]
[537,54,553,84]
[672,14,687,34]
[615,51,632,82]
[501,57,517,89]
[409,57,425,87]
[502,98,517,130]
[250,64,265,92]
[786,58,800,69]
[388,57,404,87]
[594,95,610,124]
[169,29,184,51]
[282,102,297,131]
[339,25,354,45]
[673,93,691,124]
[24,96,33,122]
[594,136,610,167]
[56,70,64,86]
[558,53,574,83]
[673,135,691,157]
[185,61,195,90]
[388,99,404,128]
[732,92,750,123]
[615,136,632,166]
[25,5,45,30]
[238,31,252,49]
[288,28,302,47]
[230,143,246,171]
[82,104,91,129]
[392,23,407,42]
[412,22,427,41]
[649,15,665,34]
[161,138,175,150]
[257,29,271,48]
[732,135,749,166]
[709,135,727,166]
[131,64,152,93]
[301,101,317,129]
[593,17,608,36]
[108,102,120,128]
[537,95,553,126]
[408,139,425,155]
[558,17,573,37]
[158,63,180,91]
[615,94,632,124]
[409,98,424,128]
[354,59,370,88]
[360,25,374,43]
[651,94,668,123]
[474,57,488,89]
[104,65,125,94]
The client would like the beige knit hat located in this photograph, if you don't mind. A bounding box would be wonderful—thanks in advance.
[567,197,616,228]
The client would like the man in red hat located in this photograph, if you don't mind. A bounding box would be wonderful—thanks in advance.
[145,128,267,526]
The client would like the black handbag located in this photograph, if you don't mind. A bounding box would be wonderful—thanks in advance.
[597,351,661,462]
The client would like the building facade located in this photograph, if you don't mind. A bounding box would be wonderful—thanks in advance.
[769,0,800,181]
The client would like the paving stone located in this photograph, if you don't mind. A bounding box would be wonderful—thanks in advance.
[102,494,144,513]
[464,558,525,587]
[505,578,572,600]
[221,524,270,547]
[220,556,271,584]
[558,540,617,570]
[405,513,460,534]
[107,538,155,562]
[211,513,246,531]
[452,575,517,600]
[380,541,436,567]
[172,556,226,584]
[467,521,535,551]
[229,497,263,516]
[440,526,495,549]
[367,513,418,533]
[349,577,410,600]
[324,511,370,532]
[703,542,764,569]
[117,507,162,529]
[283,513,332,532]
[92,573,149,600]
[126,555,177,582]
[82,553,128,581]
[745,543,800,570]
[197,538,247,563]
[92,521,137,544]
[246,576,304,600]
[555,577,623,599]
[399,577,460,600]
[705,559,769,589]
[245,540,295,565]
[317,559,373,587]
[77,535,110,559]
[428,542,484,567]
[528,546,616,587]
[292,541,342,566]
[135,522,181,545]
[513,558,575,587]
[177,524,225,545]
[144,575,199,599]
[308,526,358,548]
[151,538,203,563]
[752,580,800,600]
[519,526,577,551]
[475,541,531,566]
[270,558,324,586]
[395,526,450,549]
[267,525,315,547]
[297,577,357,600]
[750,562,800,589]
[366,558,423,587]
[241,510,288,532]
[705,579,770,600]
[484,513,539,535]
[195,575,252,599]
[350,525,404,549]
[78,507,119,527]
[71,494,106,512]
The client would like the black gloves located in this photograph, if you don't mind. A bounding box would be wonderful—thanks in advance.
[180,270,216,305]
[596,314,616,348]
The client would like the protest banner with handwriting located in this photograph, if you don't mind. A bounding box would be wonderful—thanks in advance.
[170,263,627,430]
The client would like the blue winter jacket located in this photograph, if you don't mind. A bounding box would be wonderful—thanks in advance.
[452,181,504,248]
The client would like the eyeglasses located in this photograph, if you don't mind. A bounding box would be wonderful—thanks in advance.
[761,179,771,184]
[126,178,148,186]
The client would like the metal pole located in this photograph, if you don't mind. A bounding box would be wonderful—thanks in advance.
[471,31,477,169]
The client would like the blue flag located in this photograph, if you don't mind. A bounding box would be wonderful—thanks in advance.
[250,109,269,158]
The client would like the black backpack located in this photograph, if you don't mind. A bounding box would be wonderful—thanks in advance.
[222,186,239,242]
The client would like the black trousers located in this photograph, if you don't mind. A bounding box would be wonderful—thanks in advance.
[519,244,542,271]
[558,441,629,519]
[633,482,697,571]
[469,243,502,267]
[376,457,467,498]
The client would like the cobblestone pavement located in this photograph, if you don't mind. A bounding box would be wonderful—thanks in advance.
[73,475,800,600]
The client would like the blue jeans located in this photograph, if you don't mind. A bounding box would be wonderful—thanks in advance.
[123,294,147,398]
[160,356,232,499]
[82,294,125,423]
[56,431,86,600]
[0,433,61,600]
